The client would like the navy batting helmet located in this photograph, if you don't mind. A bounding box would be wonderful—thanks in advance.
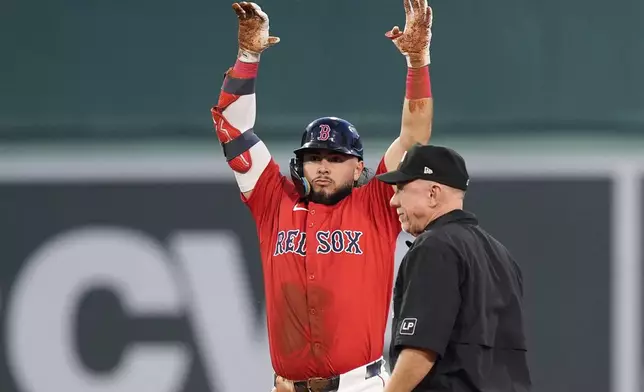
[290,117,364,197]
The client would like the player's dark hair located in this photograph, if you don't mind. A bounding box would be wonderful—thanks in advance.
[354,167,374,188]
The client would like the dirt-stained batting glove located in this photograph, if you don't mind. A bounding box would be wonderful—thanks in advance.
[231,1,280,62]
[385,0,433,68]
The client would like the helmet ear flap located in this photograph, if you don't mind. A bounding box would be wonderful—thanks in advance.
[289,156,310,197]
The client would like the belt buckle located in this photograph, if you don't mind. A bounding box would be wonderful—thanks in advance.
[306,377,330,392]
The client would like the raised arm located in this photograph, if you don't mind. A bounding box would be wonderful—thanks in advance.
[211,2,280,199]
[383,0,434,172]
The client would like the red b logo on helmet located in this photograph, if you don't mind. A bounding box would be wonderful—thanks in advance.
[318,124,331,141]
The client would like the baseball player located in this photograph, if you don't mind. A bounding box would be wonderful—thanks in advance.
[211,1,434,391]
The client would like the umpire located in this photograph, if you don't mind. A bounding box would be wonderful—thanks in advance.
[376,144,531,392]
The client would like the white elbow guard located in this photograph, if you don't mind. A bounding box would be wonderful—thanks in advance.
[233,140,271,192]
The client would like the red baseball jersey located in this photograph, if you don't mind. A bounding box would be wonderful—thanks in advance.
[243,157,401,380]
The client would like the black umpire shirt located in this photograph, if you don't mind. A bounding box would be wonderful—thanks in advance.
[389,209,531,392]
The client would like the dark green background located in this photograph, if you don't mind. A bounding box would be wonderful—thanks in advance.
[2,0,644,142]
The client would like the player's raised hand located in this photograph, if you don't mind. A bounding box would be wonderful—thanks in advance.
[232,2,280,61]
[385,0,433,68]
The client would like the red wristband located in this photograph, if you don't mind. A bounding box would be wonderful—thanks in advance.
[232,59,259,78]
[405,66,432,100]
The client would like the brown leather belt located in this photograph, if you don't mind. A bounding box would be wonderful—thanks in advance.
[275,358,384,392]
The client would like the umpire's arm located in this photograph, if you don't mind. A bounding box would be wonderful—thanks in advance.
[384,241,462,392]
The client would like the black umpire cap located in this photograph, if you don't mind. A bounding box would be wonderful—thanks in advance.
[376,144,470,191]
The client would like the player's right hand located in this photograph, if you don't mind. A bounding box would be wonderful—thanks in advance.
[232,2,280,60]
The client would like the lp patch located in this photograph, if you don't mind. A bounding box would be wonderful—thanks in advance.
[399,318,417,335]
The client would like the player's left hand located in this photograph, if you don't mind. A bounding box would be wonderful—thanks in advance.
[385,0,433,68]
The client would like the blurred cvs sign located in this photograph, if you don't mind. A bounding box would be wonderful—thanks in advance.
[3,227,272,392]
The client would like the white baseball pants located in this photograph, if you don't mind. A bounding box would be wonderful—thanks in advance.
[272,357,390,392]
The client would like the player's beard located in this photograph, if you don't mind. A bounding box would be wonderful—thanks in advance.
[308,181,354,205]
